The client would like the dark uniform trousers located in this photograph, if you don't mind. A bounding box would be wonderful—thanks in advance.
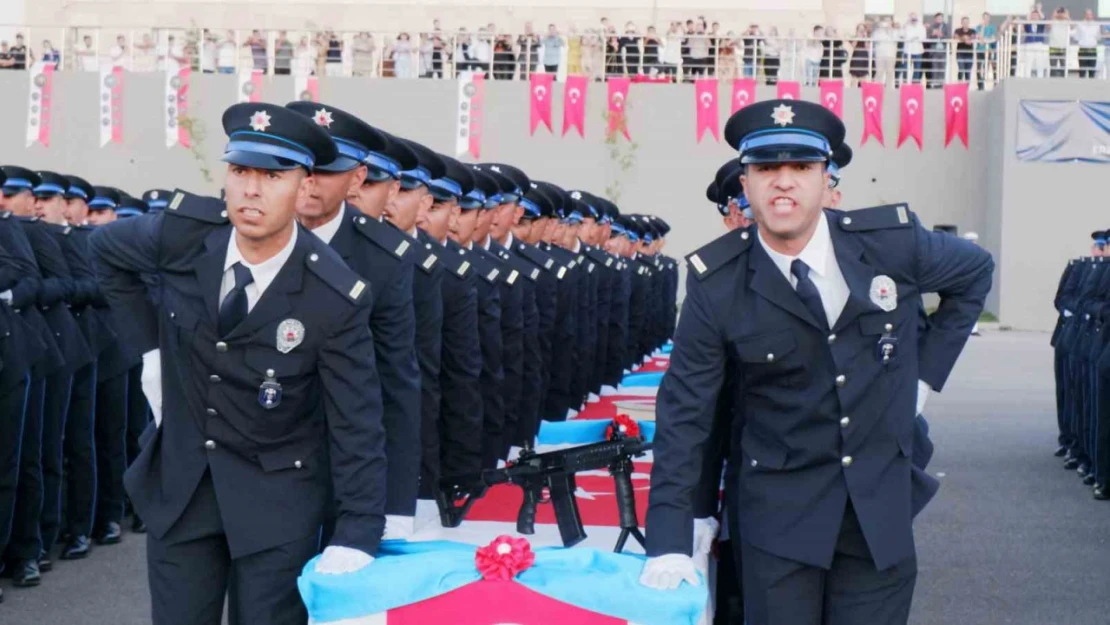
[470,246,511,468]
[646,208,992,625]
[540,247,578,422]
[90,198,387,625]
[510,253,542,452]
[488,242,525,461]
[410,238,445,501]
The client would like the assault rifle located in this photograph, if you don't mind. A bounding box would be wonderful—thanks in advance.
[436,436,652,551]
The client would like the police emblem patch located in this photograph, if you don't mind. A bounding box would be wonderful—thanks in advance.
[276,319,305,354]
[869,276,898,312]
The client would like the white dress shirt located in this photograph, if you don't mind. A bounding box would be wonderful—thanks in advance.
[756,212,849,329]
[219,225,299,314]
[498,231,515,249]
[310,206,345,246]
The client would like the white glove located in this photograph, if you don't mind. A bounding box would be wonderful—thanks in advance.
[0,290,12,305]
[916,379,932,416]
[639,553,701,590]
[141,349,163,426]
[692,517,720,573]
[314,546,373,575]
[566,408,579,419]
[382,514,414,541]
[414,499,440,533]
[507,446,523,462]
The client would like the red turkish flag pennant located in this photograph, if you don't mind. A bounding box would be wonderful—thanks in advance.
[468,73,485,159]
[945,82,969,148]
[529,73,554,135]
[730,78,756,114]
[818,79,844,118]
[606,77,631,141]
[860,81,885,146]
[562,74,588,137]
[694,78,719,143]
[776,80,801,101]
[898,84,924,150]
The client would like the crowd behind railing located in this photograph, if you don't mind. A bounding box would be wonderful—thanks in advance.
[1,10,1109,89]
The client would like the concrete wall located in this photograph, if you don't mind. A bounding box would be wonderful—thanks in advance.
[0,71,1095,330]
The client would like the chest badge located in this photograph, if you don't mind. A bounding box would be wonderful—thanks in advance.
[869,275,898,312]
[259,368,282,410]
[277,319,305,354]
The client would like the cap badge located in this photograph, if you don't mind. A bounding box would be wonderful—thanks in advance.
[571,191,582,200]
[772,104,795,127]
[249,110,272,132]
[313,108,334,128]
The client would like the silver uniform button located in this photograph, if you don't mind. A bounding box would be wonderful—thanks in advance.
[358,217,367,225]
[750,459,758,467]
[842,456,853,467]
[741,231,749,240]
[205,440,216,450]
[309,253,319,262]
[220,210,228,218]
[835,374,846,387]
[294,460,303,469]
[842,217,853,226]
[827,333,837,344]
[266,368,275,378]
[169,312,176,319]
[766,353,775,362]
[206,408,217,416]
[840,416,850,428]
[884,323,893,332]
[216,341,228,353]
[209,374,221,383]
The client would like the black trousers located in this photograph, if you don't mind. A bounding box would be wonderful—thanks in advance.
[0,377,29,552]
[715,538,745,625]
[40,370,74,549]
[147,471,318,625]
[63,362,98,537]
[94,371,128,528]
[6,377,47,560]
[126,364,149,467]
[739,503,916,625]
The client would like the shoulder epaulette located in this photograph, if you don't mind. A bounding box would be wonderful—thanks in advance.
[165,189,229,225]
[686,226,754,281]
[352,214,412,260]
[437,244,471,279]
[834,204,914,232]
[515,242,559,274]
[305,241,369,304]
[408,237,440,274]
[0,211,10,219]
[468,248,502,285]
[584,246,615,269]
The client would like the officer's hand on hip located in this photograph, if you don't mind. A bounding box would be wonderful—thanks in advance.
[315,546,375,575]
[639,554,701,590]
[382,515,415,541]
[141,349,164,426]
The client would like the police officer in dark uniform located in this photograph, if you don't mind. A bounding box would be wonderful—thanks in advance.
[382,139,447,529]
[574,192,616,402]
[0,167,68,588]
[286,102,422,540]
[559,193,600,413]
[90,103,389,625]
[642,100,992,625]
[597,200,633,390]
[415,156,484,495]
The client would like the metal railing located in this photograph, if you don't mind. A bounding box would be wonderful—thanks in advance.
[0,21,1106,89]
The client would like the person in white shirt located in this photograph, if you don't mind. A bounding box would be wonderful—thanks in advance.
[217,31,237,74]
[901,13,926,82]
[1074,9,1100,78]
[108,35,129,70]
[78,35,98,72]
[872,19,899,86]
[201,32,218,73]
[1047,8,1072,77]
[805,25,825,86]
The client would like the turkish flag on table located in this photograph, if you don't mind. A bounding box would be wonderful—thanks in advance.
[898,83,924,150]
[860,81,885,146]
[945,82,970,148]
[386,581,631,625]
[530,73,555,135]
[819,79,843,118]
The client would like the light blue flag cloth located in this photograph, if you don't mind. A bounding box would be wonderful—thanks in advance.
[299,540,706,624]
[660,343,673,354]
[538,419,656,445]
[621,371,664,387]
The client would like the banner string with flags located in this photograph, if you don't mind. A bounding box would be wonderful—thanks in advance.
[99,65,124,147]
[294,75,319,103]
[694,78,719,143]
[860,81,885,146]
[25,62,54,148]
[529,73,555,135]
[898,83,924,150]
[456,71,485,159]
[562,74,587,137]
[165,67,190,148]
[945,83,970,148]
[731,78,756,114]
[819,79,844,119]
[237,69,263,103]
[606,77,631,141]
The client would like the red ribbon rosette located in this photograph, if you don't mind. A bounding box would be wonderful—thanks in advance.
[475,535,535,581]
[605,413,641,441]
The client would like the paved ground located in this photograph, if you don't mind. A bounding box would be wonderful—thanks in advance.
[2,330,1107,624]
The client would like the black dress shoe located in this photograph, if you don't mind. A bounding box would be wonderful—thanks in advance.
[1084,474,1097,486]
[60,536,90,560]
[131,515,147,534]
[1094,484,1110,500]
[38,550,52,572]
[1054,446,1068,457]
[94,522,122,545]
[1078,464,1091,478]
[1064,458,1080,470]
[12,559,41,587]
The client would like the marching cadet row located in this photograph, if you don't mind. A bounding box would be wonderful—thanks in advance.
[2,101,678,622]
[0,172,165,602]
[1050,231,1110,501]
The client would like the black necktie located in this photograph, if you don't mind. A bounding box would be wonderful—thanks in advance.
[218,262,254,337]
[791,259,828,330]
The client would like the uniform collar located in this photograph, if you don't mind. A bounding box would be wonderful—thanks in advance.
[757,211,833,281]
[223,223,299,297]
[309,204,346,245]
